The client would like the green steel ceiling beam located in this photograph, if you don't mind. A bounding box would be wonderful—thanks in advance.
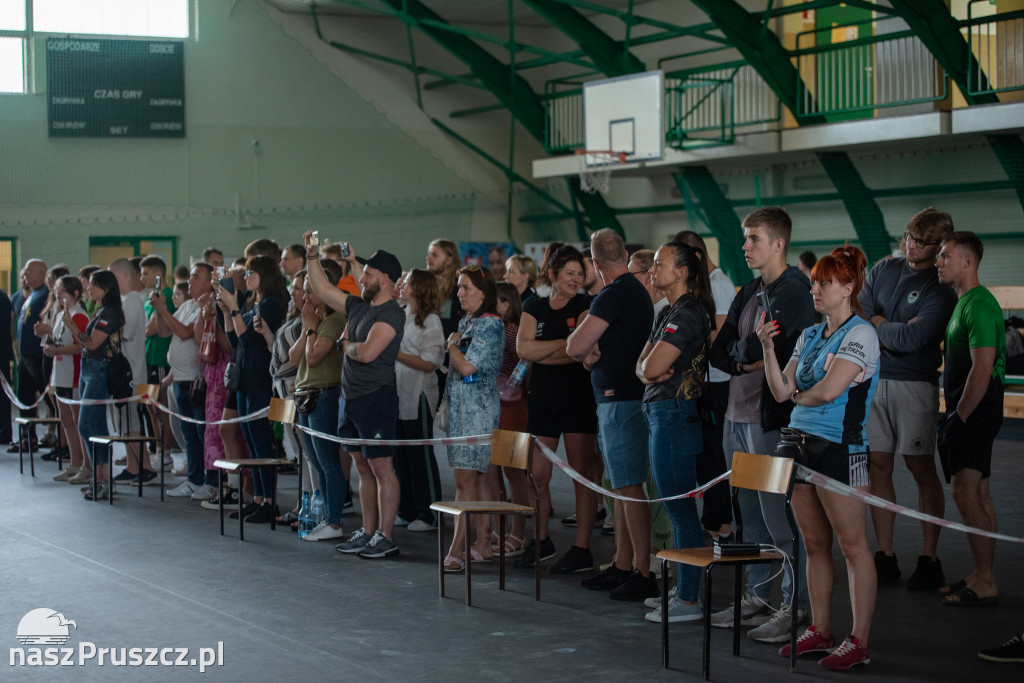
[673,167,749,283]
[985,134,1024,213]
[816,152,891,262]
[888,0,999,106]
[521,0,644,76]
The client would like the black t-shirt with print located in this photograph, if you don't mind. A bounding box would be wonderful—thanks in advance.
[523,293,592,399]
[643,294,710,403]
[83,305,125,361]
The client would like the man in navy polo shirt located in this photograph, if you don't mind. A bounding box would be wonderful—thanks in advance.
[12,259,49,452]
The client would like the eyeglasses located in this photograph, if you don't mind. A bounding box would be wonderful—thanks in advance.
[245,270,253,277]
[904,232,940,247]
[628,269,650,276]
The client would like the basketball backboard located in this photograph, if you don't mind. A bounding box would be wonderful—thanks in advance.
[582,70,664,165]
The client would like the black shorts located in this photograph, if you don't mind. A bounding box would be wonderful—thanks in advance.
[526,385,597,439]
[147,364,168,385]
[938,399,1002,480]
[338,385,398,460]
[776,428,869,487]
[55,387,74,400]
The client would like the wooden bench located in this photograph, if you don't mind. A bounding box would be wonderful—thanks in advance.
[14,416,62,477]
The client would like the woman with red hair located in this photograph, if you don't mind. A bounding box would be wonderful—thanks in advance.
[757,246,881,671]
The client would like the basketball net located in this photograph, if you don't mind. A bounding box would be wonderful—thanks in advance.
[575,150,626,194]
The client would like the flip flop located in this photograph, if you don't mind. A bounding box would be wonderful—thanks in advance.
[944,585,999,607]
[443,555,465,573]
[938,579,967,596]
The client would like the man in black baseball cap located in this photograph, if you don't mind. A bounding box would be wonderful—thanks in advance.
[302,234,406,559]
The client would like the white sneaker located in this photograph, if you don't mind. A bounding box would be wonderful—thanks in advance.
[644,586,678,609]
[747,606,809,643]
[53,466,80,482]
[302,520,345,542]
[645,596,703,623]
[172,463,187,477]
[710,593,772,629]
[68,468,94,485]
[150,453,174,471]
[407,520,437,532]
[190,484,219,501]
[393,516,410,527]
[167,481,201,498]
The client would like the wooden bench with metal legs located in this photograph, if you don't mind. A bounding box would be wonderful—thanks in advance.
[430,430,541,606]
[657,451,799,680]
[214,398,296,540]
[14,416,62,476]
[87,384,166,504]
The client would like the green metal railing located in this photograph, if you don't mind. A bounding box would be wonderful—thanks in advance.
[794,15,948,119]
[966,2,1024,97]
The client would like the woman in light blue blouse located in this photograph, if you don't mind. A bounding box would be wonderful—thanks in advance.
[441,265,504,572]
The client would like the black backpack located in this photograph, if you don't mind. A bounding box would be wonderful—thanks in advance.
[106,327,134,400]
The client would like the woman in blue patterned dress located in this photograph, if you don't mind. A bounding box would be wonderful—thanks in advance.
[441,265,504,572]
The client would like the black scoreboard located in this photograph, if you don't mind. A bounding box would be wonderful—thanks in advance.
[46,37,185,138]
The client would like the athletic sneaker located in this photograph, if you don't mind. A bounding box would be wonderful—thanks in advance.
[171,463,188,477]
[407,519,436,532]
[190,484,219,501]
[748,606,809,643]
[53,466,80,482]
[357,530,399,558]
[608,570,659,601]
[129,470,159,486]
[114,455,127,466]
[581,565,632,592]
[113,470,137,483]
[978,633,1024,663]
[710,593,771,629]
[644,596,702,623]
[906,555,945,591]
[167,481,201,498]
[512,537,557,569]
[83,482,115,501]
[302,520,345,542]
[818,636,870,670]
[874,551,900,585]
[68,468,93,485]
[201,488,240,510]
[549,545,594,574]
[335,528,371,554]
[645,586,678,609]
[778,625,837,658]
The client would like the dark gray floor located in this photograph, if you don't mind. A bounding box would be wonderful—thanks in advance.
[1,423,1023,682]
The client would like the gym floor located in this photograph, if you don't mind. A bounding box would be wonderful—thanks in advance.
[1,421,1021,682]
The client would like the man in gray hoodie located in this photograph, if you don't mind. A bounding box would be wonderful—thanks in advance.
[709,206,814,642]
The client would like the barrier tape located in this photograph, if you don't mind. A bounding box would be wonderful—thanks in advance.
[55,393,145,407]
[796,464,1024,544]
[153,401,269,426]
[0,368,53,411]
[293,423,492,448]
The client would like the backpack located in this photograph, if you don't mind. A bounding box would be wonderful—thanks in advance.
[106,327,134,400]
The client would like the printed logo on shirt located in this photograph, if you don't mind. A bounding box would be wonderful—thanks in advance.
[907,290,920,305]
[566,317,576,330]
[536,322,545,337]
[665,323,678,334]
[96,319,109,329]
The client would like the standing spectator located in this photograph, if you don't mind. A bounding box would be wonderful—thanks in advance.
[12,259,49,452]
[45,276,90,482]
[305,237,406,559]
[77,265,100,316]
[628,250,667,317]
[936,231,1005,607]
[440,265,504,571]
[291,261,348,542]
[141,256,175,463]
[279,244,306,281]
[514,245,598,573]
[581,247,604,296]
[173,265,190,286]
[202,248,224,269]
[0,285,11,446]
[859,208,957,589]
[394,269,445,532]
[637,242,715,623]
[708,207,813,639]
[216,256,287,522]
[70,270,124,500]
[758,246,880,670]
[567,229,656,600]
[152,264,211,498]
[488,244,508,282]
[798,251,816,279]
[196,282,234,503]
[426,239,463,339]
[504,254,539,306]
[33,265,69,455]
[534,241,566,298]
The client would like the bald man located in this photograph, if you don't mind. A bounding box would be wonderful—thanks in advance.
[10,259,50,452]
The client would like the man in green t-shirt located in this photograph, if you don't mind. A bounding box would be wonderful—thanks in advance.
[141,255,177,458]
[936,231,1005,607]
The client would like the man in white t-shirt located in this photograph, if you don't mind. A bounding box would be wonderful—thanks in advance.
[675,231,735,543]
[108,259,154,485]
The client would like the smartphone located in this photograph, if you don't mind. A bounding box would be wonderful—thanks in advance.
[340,242,350,258]
[219,277,235,295]
[215,266,226,280]
[253,301,262,321]
[155,275,162,291]
[310,230,320,248]
[756,291,771,318]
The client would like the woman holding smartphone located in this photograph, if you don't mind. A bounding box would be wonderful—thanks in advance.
[45,276,91,483]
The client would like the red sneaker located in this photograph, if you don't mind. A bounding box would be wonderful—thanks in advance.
[819,636,871,670]
[779,625,837,657]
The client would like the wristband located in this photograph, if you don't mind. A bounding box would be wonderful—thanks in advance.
[306,253,319,260]
[230,310,241,317]
[306,329,316,337]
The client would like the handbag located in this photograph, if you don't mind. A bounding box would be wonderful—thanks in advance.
[223,361,240,391]
[190,374,208,404]
[294,388,321,415]
[198,316,219,364]
[435,382,451,433]
[106,328,134,400]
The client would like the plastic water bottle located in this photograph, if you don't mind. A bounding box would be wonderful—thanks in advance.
[506,360,530,390]
[297,492,314,539]
[311,488,325,525]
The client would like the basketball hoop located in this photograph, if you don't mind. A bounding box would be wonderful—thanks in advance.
[575,150,626,194]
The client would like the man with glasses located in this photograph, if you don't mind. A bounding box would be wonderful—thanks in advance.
[859,208,957,589]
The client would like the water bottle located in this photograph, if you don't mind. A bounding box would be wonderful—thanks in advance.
[297,492,314,539]
[311,488,325,525]
[506,360,530,390]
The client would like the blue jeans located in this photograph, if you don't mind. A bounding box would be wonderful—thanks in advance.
[78,358,111,466]
[643,398,705,603]
[237,385,274,497]
[297,387,346,525]
[175,382,206,486]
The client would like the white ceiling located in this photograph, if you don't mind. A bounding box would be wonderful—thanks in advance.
[262,0,651,28]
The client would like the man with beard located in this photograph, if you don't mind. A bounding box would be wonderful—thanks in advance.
[304,234,406,559]
[859,208,957,589]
